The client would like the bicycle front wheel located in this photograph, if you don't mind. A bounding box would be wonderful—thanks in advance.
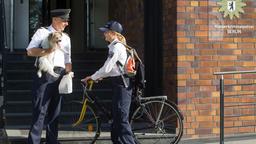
[68,100,100,143]
[130,100,183,144]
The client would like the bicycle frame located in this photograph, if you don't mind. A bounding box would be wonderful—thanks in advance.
[139,95,167,101]
[73,81,112,126]
[72,82,91,127]
[72,98,88,127]
[77,81,170,123]
[135,88,167,101]
[137,95,168,128]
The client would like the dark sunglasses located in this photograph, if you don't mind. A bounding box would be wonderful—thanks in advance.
[60,18,69,22]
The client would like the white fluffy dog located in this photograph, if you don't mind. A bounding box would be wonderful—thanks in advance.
[37,32,62,78]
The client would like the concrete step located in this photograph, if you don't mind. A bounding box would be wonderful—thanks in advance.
[4,50,107,61]
[4,129,256,144]
[6,59,103,70]
[5,69,95,80]
[5,88,112,102]
[6,79,111,91]
[6,129,112,144]
[3,50,114,131]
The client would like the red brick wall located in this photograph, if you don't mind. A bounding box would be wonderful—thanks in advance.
[170,0,256,139]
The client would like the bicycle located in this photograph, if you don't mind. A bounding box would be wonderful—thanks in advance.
[67,80,184,144]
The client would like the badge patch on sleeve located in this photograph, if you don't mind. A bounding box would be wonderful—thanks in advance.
[108,52,114,58]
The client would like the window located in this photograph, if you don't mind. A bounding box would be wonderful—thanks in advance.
[86,0,109,49]
[29,0,43,38]
[13,0,29,49]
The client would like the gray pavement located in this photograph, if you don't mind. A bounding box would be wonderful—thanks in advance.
[180,134,256,144]
[4,128,256,144]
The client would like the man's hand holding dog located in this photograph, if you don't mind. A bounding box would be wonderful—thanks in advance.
[45,42,61,54]
[27,46,59,57]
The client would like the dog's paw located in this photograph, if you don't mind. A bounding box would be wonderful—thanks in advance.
[52,73,60,78]
[37,71,42,78]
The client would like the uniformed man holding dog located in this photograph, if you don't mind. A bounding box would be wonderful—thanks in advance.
[26,9,72,144]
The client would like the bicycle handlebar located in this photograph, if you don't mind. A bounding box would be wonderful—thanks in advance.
[81,80,94,91]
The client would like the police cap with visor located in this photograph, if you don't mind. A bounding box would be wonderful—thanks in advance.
[50,9,71,20]
[99,21,123,34]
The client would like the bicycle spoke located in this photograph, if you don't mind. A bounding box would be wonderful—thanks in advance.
[132,125,155,131]
[68,101,100,143]
[142,105,156,123]
[161,112,176,122]
[160,104,173,120]
[131,100,183,144]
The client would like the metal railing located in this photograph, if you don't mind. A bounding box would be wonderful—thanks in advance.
[214,70,256,144]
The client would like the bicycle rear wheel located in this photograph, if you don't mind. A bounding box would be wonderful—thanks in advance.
[130,100,183,144]
[68,100,100,143]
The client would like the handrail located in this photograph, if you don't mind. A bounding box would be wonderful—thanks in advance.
[214,70,256,75]
[214,69,256,144]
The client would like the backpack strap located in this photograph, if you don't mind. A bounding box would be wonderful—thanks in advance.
[116,60,129,88]
[114,41,143,64]
[132,48,142,63]
[112,41,130,88]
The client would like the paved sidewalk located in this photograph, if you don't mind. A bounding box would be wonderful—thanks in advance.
[4,128,256,144]
[180,134,256,144]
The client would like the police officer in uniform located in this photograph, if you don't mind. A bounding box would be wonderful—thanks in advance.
[82,21,135,144]
[26,9,72,144]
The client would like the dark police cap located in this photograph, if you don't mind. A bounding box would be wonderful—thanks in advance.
[50,9,71,20]
[99,21,123,34]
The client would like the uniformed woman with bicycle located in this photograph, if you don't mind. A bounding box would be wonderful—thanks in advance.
[82,21,135,144]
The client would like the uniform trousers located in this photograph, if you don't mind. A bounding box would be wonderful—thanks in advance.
[110,76,135,144]
[28,67,65,144]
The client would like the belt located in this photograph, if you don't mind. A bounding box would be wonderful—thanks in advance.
[54,66,65,70]
[109,75,130,88]
[109,75,122,79]
[111,74,130,79]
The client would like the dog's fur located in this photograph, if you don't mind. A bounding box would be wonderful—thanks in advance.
[37,32,62,78]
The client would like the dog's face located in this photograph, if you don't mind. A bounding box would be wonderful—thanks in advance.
[48,32,62,43]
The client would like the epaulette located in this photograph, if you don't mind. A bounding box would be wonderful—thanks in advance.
[113,41,118,45]
[40,26,48,30]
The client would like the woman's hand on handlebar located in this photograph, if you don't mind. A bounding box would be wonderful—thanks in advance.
[81,76,92,84]
[81,76,103,84]
[81,76,94,90]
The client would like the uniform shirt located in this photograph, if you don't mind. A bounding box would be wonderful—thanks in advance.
[91,39,127,80]
[26,25,71,68]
